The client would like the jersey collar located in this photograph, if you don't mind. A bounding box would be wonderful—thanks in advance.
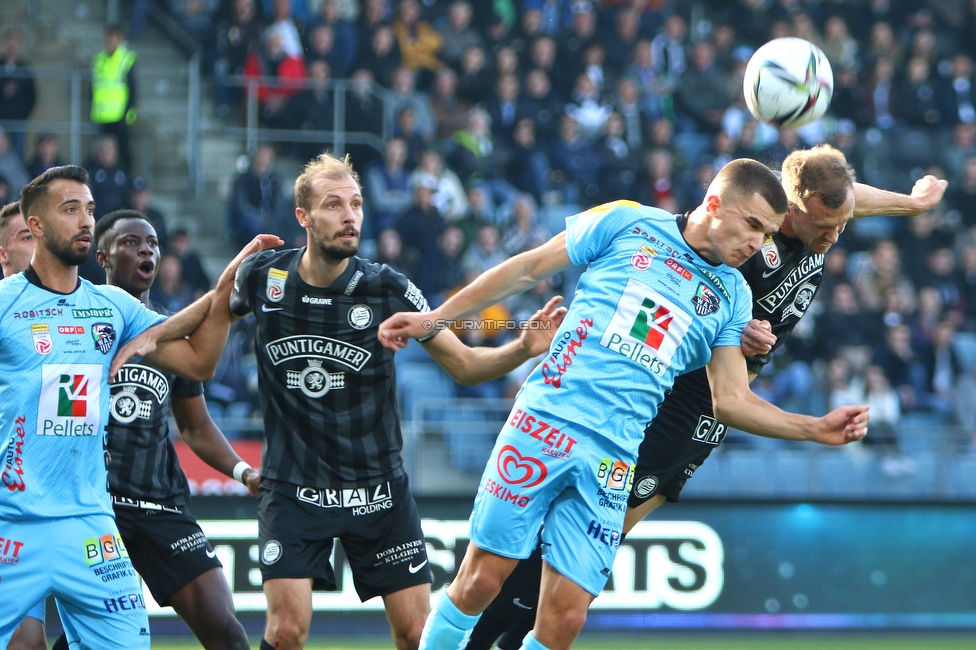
[24,264,81,295]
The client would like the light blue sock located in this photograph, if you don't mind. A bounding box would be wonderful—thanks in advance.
[419,590,482,650]
[520,631,552,650]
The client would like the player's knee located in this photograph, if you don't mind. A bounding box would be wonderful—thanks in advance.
[454,566,505,611]
[390,618,425,650]
[266,617,309,650]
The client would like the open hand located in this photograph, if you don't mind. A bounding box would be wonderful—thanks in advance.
[519,296,568,357]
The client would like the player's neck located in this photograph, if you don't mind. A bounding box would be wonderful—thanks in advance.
[779,212,799,240]
[298,249,350,288]
[29,250,80,294]
[681,207,721,264]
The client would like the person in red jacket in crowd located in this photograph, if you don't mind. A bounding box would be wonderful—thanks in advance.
[244,30,307,127]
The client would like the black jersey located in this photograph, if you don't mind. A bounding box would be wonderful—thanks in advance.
[230,249,431,488]
[107,301,205,506]
[740,231,824,374]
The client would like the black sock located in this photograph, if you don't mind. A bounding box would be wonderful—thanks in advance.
[51,634,70,650]
[260,640,276,650]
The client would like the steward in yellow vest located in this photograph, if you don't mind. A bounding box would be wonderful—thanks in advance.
[91,28,137,125]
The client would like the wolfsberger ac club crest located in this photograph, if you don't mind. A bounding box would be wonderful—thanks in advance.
[287,359,345,398]
[91,322,117,354]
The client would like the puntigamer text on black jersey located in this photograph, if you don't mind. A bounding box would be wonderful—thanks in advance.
[107,301,205,506]
[230,249,431,488]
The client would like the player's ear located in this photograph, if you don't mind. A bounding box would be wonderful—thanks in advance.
[0,245,8,266]
[95,249,110,269]
[704,193,720,216]
[295,206,309,229]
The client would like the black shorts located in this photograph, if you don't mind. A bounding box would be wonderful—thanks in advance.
[257,473,432,601]
[628,368,728,507]
[112,496,222,607]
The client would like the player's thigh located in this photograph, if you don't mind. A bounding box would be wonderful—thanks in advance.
[541,438,635,598]
[469,414,578,560]
[114,504,223,608]
[623,494,666,533]
[0,520,53,645]
[53,514,150,650]
[168,567,239,632]
[382,582,431,643]
[8,614,47,650]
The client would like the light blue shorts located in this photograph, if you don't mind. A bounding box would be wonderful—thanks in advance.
[26,599,46,622]
[468,403,636,596]
[0,515,150,649]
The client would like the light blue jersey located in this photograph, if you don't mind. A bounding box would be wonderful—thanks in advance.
[0,271,165,520]
[520,201,753,450]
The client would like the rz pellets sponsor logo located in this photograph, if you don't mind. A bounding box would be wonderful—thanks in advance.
[37,364,102,436]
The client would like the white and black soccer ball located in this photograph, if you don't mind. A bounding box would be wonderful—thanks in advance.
[743,37,834,129]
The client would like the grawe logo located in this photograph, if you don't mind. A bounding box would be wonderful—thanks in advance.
[629,298,673,350]
[59,374,89,417]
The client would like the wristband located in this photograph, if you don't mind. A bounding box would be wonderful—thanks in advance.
[232,461,252,484]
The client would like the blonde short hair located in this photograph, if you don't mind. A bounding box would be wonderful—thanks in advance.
[781,144,856,211]
[294,152,361,211]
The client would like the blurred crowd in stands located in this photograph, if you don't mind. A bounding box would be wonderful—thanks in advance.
[10,1,976,464]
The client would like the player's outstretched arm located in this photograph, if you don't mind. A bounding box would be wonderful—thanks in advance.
[172,395,260,497]
[378,232,572,350]
[111,234,283,380]
[852,175,947,219]
[707,346,869,444]
[420,296,567,385]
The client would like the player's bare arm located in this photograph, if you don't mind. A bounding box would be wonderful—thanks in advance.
[852,175,947,219]
[111,233,283,379]
[172,395,260,497]
[420,296,567,385]
[707,345,869,444]
[379,232,572,349]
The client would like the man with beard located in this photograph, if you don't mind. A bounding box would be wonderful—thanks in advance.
[0,166,277,649]
[113,152,567,650]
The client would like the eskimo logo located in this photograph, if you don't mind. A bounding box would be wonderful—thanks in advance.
[59,374,90,417]
[630,298,673,350]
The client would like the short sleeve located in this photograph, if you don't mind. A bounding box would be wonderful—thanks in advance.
[172,376,205,399]
[564,200,644,266]
[229,252,262,317]
[108,287,166,346]
[386,267,431,315]
[711,275,754,348]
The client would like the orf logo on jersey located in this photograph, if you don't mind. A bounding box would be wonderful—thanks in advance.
[266,268,288,302]
[31,324,52,355]
[692,283,720,316]
[630,244,656,271]
[92,323,116,354]
[762,238,781,269]
[496,445,547,488]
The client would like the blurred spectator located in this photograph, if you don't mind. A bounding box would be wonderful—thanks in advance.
[388,66,437,141]
[873,323,930,413]
[363,137,413,234]
[397,175,447,277]
[612,77,648,151]
[580,41,610,93]
[26,134,64,179]
[501,194,548,256]
[0,129,30,196]
[456,45,493,105]
[265,0,305,58]
[943,53,976,126]
[852,239,918,316]
[508,117,554,202]
[244,30,307,127]
[548,113,601,204]
[0,177,10,206]
[918,247,964,314]
[528,36,571,100]
[448,107,516,205]
[650,14,687,88]
[409,149,468,222]
[896,56,946,127]
[864,57,897,131]
[227,145,287,246]
[419,225,465,305]
[429,67,469,140]
[948,155,976,228]
[485,73,529,142]
[863,21,903,71]
[597,111,641,204]
[344,69,385,168]
[635,147,676,209]
[284,59,335,160]
[557,1,598,76]
[305,0,358,77]
[676,41,733,135]
[0,29,37,159]
[86,135,130,219]
[944,123,976,180]
[605,9,641,73]
[170,228,211,299]
[960,243,976,329]
[170,0,219,54]
[150,254,194,313]
[356,0,392,53]
[374,227,406,273]
[304,25,344,77]
[625,39,669,121]
[815,282,875,360]
[360,25,401,87]
[215,0,264,116]
[860,365,909,475]
[127,177,170,253]
[493,45,520,80]
[564,72,611,140]
[522,68,561,141]
[439,0,484,68]
[90,25,137,172]
[393,106,426,166]
[831,66,873,127]
[462,224,506,275]
[392,0,444,87]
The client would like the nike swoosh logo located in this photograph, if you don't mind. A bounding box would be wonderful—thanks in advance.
[206,549,217,558]
[761,269,780,278]
[262,304,284,312]
[512,597,533,610]
[408,559,428,574]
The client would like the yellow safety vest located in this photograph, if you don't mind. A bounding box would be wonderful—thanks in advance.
[91,46,136,124]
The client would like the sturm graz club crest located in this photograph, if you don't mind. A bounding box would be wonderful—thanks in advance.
[286,359,346,398]
[92,322,117,354]
[110,385,153,424]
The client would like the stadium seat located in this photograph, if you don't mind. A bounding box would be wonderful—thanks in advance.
[869,450,938,499]
[770,448,813,499]
[680,451,729,499]
[396,363,456,420]
[723,449,776,497]
[811,449,876,499]
[944,453,976,500]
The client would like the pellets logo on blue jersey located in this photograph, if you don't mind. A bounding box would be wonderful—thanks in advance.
[58,374,90,417]
[92,322,117,354]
